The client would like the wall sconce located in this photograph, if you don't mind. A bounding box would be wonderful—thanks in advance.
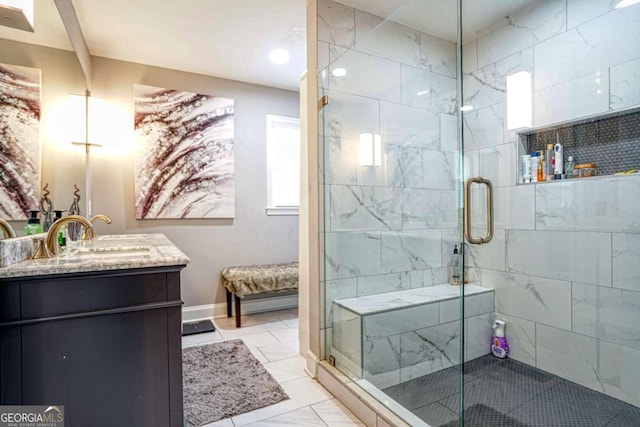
[506,71,532,130]
[359,133,382,167]
[69,91,105,216]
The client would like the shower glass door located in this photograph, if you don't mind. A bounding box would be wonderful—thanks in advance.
[320,0,640,426]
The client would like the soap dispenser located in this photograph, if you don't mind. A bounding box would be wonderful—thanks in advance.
[448,244,461,285]
[25,210,43,235]
[53,210,67,251]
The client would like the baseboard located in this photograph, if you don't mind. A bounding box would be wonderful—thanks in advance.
[182,294,298,324]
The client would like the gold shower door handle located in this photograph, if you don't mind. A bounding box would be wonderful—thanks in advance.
[464,176,494,245]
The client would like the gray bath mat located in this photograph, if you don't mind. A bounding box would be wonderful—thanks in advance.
[183,339,289,426]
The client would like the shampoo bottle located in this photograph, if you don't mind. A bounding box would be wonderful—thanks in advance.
[545,143,554,180]
[554,141,564,178]
[24,210,43,235]
[448,244,461,285]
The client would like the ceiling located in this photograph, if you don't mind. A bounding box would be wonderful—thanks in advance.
[0,0,535,91]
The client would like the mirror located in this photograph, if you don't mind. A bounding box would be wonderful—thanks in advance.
[0,0,88,237]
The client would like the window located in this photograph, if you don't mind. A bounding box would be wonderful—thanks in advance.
[266,114,300,215]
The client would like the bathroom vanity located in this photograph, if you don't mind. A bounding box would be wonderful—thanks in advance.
[0,234,189,427]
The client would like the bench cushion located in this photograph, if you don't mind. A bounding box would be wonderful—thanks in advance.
[221,262,298,298]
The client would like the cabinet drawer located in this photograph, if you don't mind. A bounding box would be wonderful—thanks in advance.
[20,272,167,319]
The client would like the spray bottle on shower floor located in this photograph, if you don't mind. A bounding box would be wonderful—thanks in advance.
[491,320,509,358]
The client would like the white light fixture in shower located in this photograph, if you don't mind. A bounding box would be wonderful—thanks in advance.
[332,67,347,77]
[269,48,290,64]
[615,0,640,8]
[460,105,474,112]
[359,133,382,167]
[506,71,532,130]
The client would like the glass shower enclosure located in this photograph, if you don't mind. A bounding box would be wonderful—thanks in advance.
[318,0,640,425]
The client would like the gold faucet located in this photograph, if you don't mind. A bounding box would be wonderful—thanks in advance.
[0,219,16,239]
[46,215,94,256]
[82,214,112,239]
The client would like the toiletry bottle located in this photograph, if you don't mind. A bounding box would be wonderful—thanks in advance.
[531,152,540,182]
[25,210,43,235]
[491,320,509,359]
[537,151,544,182]
[54,210,67,251]
[566,156,575,179]
[448,244,461,285]
[554,141,564,178]
[545,143,554,180]
[521,154,532,183]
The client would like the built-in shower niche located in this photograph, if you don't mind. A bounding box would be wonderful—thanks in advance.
[517,106,640,183]
[332,285,495,389]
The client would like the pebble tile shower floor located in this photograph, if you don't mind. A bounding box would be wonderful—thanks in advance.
[383,355,640,427]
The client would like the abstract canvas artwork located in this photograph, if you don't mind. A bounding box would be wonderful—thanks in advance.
[0,63,40,220]
[134,84,235,219]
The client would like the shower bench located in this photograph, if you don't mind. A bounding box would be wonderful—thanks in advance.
[332,284,495,389]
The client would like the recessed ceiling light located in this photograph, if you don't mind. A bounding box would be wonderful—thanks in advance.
[332,68,347,77]
[615,0,640,8]
[269,49,290,65]
[460,105,474,112]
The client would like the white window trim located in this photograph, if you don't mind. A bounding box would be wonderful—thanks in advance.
[266,114,300,215]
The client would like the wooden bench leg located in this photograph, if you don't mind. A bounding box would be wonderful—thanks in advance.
[234,294,241,328]
[226,288,232,318]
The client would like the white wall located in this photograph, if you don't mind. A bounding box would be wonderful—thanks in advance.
[1,39,300,308]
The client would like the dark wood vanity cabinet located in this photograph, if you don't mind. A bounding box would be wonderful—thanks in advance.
[0,266,185,427]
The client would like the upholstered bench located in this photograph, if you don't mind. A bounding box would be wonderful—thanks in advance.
[221,262,298,327]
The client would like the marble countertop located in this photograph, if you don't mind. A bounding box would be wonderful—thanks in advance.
[0,233,190,279]
[334,284,493,315]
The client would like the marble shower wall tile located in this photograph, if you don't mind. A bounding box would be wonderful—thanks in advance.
[362,335,401,388]
[492,312,536,365]
[462,39,478,74]
[380,101,440,150]
[464,142,516,187]
[534,7,640,90]
[463,48,533,109]
[465,229,507,272]
[325,231,381,280]
[506,230,612,286]
[355,10,421,68]
[399,321,461,377]
[356,144,423,188]
[610,56,640,111]
[330,49,401,103]
[477,0,566,68]
[329,185,402,231]
[462,104,504,151]
[482,269,571,331]
[402,189,458,229]
[324,278,358,328]
[325,90,379,142]
[536,324,640,408]
[324,136,357,186]
[318,0,355,48]
[567,0,619,29]
[613,233,640,292]
[422,150,457,190]
[332,305,362,375]
[439,292,495,324]
[364,304,439,341]
[420,32,456,78]
[536,177,640,233]
[381,230,443,273]
[533,72,609,127]
[465,314,492,361]
[357,270,424,297]
[400,65,457,114]
[572,282,640,351]
[470,185,535,231]
[440,113,458,152]
[423,267,449,287]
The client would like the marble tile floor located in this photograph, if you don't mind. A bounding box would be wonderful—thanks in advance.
[383,355,640,427]
[182,309,365,427]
